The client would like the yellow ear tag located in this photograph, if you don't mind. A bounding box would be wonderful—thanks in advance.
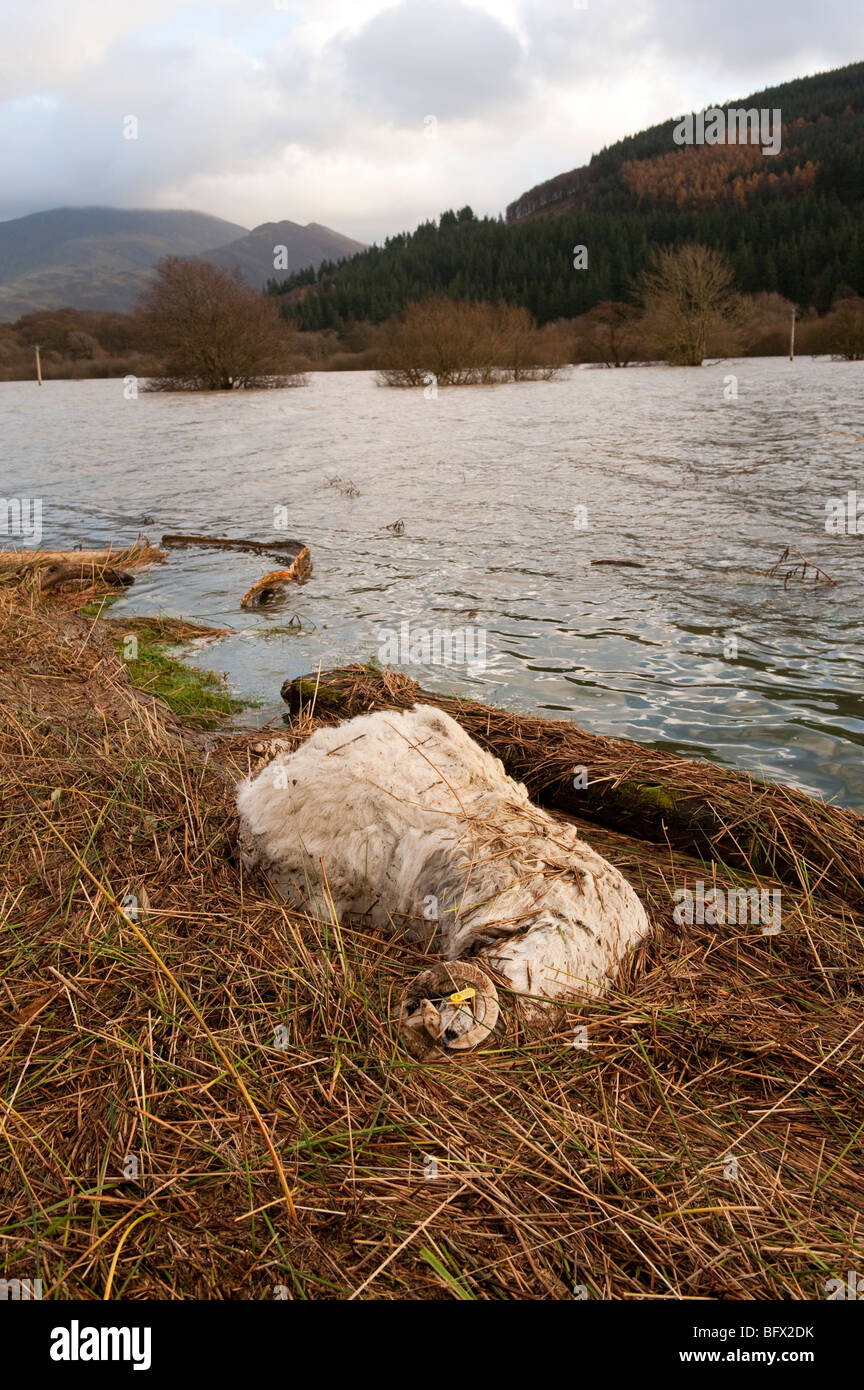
[449,987,476,1005]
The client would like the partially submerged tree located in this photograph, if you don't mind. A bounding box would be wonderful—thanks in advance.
[137,257,304,390]
[573,300,650,367]
[809,291,864,361]
[736,292,797,357]
[638,244,742,366]
[377,297,566,386]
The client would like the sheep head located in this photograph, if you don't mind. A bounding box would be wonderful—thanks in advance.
[398,961,500,1057]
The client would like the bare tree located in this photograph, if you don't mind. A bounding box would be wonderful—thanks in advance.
[736,292,797,357]
[808,291,864,361]
[377,297,565,386]
[638,244,742,366]
[576,301,649,367]
[137,256,303,390]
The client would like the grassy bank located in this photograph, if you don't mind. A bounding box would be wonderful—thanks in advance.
[87,606,248,728]
[1,583,862,1300]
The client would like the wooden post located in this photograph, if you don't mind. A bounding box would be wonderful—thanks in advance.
[789,311,796,362]
[35,344,42,385]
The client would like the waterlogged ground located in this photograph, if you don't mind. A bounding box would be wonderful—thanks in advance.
[3,359,864,807]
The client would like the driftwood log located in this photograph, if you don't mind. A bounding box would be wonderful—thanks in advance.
[281,665,864,907]
[590,559,645,568]
[162,533,311,568]
[161,534,311,605]
[38,562,134,592]
[241,560,311,608]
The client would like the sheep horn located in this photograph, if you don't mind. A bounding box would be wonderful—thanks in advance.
[398,960,500,1058]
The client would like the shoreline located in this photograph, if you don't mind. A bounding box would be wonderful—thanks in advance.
[0,349,854,386]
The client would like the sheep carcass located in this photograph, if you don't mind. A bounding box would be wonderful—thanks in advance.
[236,705,650,1049]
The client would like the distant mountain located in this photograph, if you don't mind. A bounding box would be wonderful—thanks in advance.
[197,220,367,288]
[0,207,248,320]
[0,209,365,321]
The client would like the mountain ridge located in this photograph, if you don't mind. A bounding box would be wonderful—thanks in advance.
[0,207,365,320]
[196,219,366,288]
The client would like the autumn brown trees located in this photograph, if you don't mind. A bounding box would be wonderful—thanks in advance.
[807,291,864,360]
[570,300,652,368]
[137,257,303,390]
[377,297,567,386]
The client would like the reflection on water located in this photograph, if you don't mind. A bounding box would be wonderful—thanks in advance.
[3,359,864,807]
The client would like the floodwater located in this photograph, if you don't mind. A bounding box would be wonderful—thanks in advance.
[3,359,863,807]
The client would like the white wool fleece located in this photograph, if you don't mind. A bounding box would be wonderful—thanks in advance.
[236,705,650,1017]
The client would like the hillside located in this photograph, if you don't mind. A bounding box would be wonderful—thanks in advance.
[506,62,864,222]
[0,207,247,320]
[278,61,864,330]
[198,220,366,289]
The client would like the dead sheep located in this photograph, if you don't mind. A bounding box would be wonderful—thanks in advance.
[236,705,650,1051]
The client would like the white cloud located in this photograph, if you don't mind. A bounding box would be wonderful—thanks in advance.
[0,0,181,98]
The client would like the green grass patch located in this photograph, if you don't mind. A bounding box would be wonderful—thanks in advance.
[98,613,251,728]
[125,637,247,727]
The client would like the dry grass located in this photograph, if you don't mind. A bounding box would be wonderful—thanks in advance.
[1,591,862,1300]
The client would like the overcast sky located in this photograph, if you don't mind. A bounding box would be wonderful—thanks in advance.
[0,0,861,242]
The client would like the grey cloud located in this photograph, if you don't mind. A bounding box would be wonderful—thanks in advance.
[339,0,527,122]
[518,0,656,84]
[519,0,864,93]
[653,0,864,79]
[0,36,295,220]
